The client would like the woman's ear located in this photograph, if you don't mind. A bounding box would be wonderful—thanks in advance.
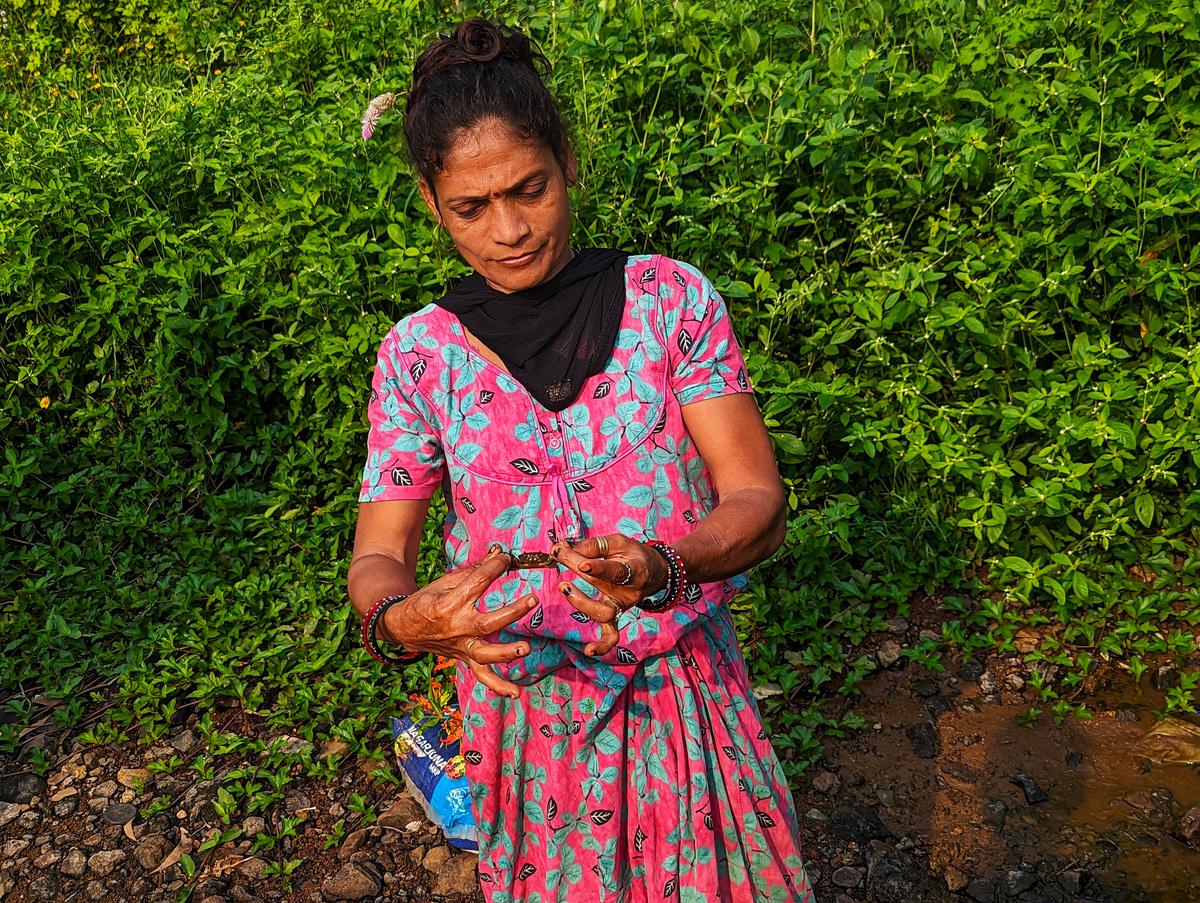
[418,179,442,226]
[563,147,579,188]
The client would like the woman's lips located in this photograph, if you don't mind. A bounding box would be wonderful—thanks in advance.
[496,246,541,268]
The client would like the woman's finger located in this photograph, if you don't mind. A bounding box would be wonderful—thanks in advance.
[475,594,540,634]
[456,547,513,597]
[554,541,605,574]
[559,581,620,623]
[562,557,642,596]
[585,620,620,657]
[466,638,530,665]
[467,656,522,699]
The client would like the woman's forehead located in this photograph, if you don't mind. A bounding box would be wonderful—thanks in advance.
[439,122,555,194]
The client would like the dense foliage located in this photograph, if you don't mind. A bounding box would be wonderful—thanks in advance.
[2,0,1198,785]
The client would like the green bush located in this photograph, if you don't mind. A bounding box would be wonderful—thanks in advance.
[1,0,1198,778]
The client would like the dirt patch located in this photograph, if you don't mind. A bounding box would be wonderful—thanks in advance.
[2,631,1198,901]
[795,653,1200,902]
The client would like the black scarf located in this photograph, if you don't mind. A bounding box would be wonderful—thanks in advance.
[436,248,630,411]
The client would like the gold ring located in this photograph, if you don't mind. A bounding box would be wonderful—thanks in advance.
[595,536,609,557]
[465,637,481,658]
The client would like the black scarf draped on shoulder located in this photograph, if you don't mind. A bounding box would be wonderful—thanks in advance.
[435,248,631,412]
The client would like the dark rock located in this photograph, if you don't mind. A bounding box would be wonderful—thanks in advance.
[53,798,78,818]
[983,799,1007,831]
[1000,869,1037,895]
[0,772,47,804]
[376,795,423,830]
[1065,750,1083,769]
[979,671,1000,694]
[1011,773,1048,805]
[965,877,996,902]
[923,695,951,719]
[238,857,269,880]
[1057,870,1085,894]
[1176,805,1200,847]
[321,863,381,900]
[870,852,916,898]
[905,721,941,759]
[102,802,137,825]
[1152,662,1179,690]
[284,791,313,818]
[911,678,940,698]
[30,873,60,900]
[961,657,984,681]
[171,729,199,754]
[133,834,173,871]
[831,866,864,888]
[87,849,126,877]
[338,828,371,862]
[829,805,891,842]
[60,847,87,877]
[876,640,903,669]
[811,771,840,794]
[432,853,479,897]
[1116,707,1141,722]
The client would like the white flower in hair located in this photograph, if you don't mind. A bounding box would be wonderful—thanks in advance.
[361,92,397,141]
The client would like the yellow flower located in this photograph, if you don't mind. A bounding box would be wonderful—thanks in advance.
[214,68,222,75]
[39,396,50,409]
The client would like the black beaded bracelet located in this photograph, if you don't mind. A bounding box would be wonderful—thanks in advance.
[640,540,688,612]
[362,594,422,666]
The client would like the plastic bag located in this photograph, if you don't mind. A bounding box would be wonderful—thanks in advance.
[1135,716,1200,765]
[391,709,477,851]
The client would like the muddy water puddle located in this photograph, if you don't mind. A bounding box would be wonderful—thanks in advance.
[805,662,1200,901]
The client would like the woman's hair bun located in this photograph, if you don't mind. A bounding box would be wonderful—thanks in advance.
[404,18,569,185]
[455,18,504,63]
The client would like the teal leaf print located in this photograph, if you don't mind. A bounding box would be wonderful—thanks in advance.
[621,485,653,507]
[492,506,524,530]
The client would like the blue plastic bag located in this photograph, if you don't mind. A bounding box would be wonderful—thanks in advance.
[391,709,477,851]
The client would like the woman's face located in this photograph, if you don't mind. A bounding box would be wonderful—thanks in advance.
[420,118,575,294]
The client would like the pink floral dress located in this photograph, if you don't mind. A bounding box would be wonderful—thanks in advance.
[360,255,815,902]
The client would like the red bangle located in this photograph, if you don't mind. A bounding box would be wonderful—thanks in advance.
[361,595,422,666]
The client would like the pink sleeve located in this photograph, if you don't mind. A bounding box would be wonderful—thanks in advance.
[662,261,753,405]
[358,334,445,502]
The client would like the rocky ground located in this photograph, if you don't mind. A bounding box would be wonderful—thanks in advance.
[2,630,1198,902]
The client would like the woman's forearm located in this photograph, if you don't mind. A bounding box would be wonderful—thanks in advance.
[672,485,787,585]
[347,552,420,643]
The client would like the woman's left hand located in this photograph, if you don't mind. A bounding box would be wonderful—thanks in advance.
[550,534,669,656]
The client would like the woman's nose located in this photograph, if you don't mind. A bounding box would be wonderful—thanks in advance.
[492,201,532,246]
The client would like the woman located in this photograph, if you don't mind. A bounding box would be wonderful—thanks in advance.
[349,18,815,903]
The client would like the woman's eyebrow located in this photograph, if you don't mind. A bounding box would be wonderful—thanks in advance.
[447,171,549,206]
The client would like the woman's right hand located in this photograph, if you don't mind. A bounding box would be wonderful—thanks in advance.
[382,545,538,698]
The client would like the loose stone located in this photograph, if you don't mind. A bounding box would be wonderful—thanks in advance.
[432,854,480,897]
[87,849,127,877]
[102,802,138,825]
[60,847,87,877]
[133,834,173,871]
[116,768,151,790]
[831,866,864,888]
[321,863,381,901]
[876,640,903,669]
